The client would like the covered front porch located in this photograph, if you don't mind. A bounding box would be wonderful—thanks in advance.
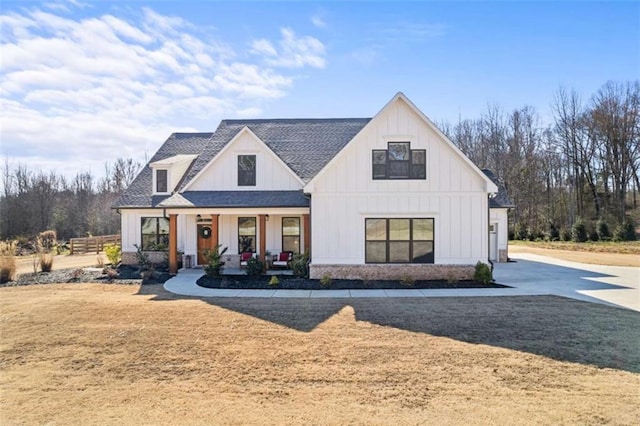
[165,209,310,274]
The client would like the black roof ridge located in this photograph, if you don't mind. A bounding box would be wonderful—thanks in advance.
[221,118,371,124]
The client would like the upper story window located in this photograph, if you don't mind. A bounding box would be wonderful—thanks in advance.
[238,155,256,186]
[156,169,168,193]
[372,142,426,180]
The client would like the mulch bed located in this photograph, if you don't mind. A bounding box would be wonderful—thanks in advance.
[197,274,509,290]
[3,265,171,287]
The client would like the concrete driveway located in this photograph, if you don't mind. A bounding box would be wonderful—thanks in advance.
[494,252,639,312]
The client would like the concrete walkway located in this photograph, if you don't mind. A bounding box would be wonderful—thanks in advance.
[164,254,639,311]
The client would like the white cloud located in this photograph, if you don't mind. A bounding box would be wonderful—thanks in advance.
[0,6,326,178]
[252,27,326,69]
[311,15,326,28]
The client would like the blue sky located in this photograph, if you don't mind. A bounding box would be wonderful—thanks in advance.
[1,0,638,178]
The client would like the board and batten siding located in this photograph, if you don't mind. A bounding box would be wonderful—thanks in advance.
[187,131,302,191]
[308,97,490,265]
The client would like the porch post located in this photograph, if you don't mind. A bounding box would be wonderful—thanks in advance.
[258,214,266,264]
[210,214,219,251]
[303,213,310,254]
[168,214,178,274]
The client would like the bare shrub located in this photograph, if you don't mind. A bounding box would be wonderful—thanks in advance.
[39,252,54,273]
[0,241,17,284]
[38,230,57,252]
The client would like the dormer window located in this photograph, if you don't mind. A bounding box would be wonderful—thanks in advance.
[238,155,256,186]
[372,142,426,180]
[156,169,168,193]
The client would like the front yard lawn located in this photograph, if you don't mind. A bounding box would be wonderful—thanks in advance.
[1,283,639,425]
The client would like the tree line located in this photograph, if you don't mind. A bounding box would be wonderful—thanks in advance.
[1,80,638,243]
[0,158,141,241]
[440,80,639,240]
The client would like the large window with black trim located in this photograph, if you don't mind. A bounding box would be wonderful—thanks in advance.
[365,218,434,263]
[282,217,300,254]
[141,217,169,251]
[372,142,426,180]
[238,155,256,186]
[238,217,256,253]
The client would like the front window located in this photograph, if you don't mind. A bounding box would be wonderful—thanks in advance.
[156,169,168,193]
[365,218,434,263]
[372,142,426,180]
[238,217,256,253]
[141,217,169,251]
[238,155,256,186]
[282,217,300,254]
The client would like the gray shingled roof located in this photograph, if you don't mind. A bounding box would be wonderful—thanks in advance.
[483,169,515,208]
[113,119,370,208]
[156,191,309,208]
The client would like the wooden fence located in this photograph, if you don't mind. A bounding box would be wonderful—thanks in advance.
[70,234,120,255]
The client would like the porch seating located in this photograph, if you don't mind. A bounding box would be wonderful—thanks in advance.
[239,252,256,268]
[272,251,293,269]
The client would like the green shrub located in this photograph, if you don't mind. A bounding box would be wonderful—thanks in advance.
[515,223,528,240]
[588,226,599,242]
[547,222,560,241]
[204,244,228,277]
[597,219,611,241]
[614,219,637,242]
[474,261,492,285]
[133,244,152,271]
[104,243,121,266]
[0,241,16,284]
[290,252,309,278]
[320,274,333,287]
[268,275,279,286]
[560,228,572,241]
[39,252,54,272]
[571,217,588,242]
[244,256,264,276]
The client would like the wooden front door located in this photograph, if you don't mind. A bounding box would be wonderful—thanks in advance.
[197,224,212,265]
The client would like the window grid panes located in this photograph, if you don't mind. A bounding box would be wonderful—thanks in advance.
[238,155,256,186]
[141,217,169,251]
[371,142,426,180]
[365,218,434,264]
[156,169,168,193]
[238,217,256,253]
[282,217,300,254]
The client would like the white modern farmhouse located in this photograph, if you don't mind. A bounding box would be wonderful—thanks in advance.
[114,93,513,280]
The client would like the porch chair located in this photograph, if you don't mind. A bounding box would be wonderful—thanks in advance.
[272,251,293,269]
[239,252,256,268]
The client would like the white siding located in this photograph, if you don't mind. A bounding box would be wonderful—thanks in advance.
[309,97,489,265]
[188,131,302,191]
[490,207,509,254]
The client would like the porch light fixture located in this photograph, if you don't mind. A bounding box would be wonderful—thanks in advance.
[266,215,269,221]
[196,214,201,220]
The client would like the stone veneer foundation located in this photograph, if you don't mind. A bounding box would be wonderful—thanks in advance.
[309,264,475,281]
[122,251,167,266]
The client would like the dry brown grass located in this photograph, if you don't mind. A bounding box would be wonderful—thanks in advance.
[509,239,640,254]
[509,243,640,267]
[1,284,639,425]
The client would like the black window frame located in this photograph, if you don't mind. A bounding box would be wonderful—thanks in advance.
[141,217,170,251]
[156,169,168,193]
[282,217,300,254]
[365,218,434,264]
[238,155,256,186]
[371,142,426,180]
[238,217,256,253]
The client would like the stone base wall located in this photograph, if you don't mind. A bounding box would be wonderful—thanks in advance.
[498,249,508,263]
[121,251,167,266]
[309,264,475,281]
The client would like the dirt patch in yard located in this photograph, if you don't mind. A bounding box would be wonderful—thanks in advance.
[509,244,640,267]
[1,284,639,425]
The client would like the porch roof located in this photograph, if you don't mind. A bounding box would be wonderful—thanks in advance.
[155,190,310,208]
